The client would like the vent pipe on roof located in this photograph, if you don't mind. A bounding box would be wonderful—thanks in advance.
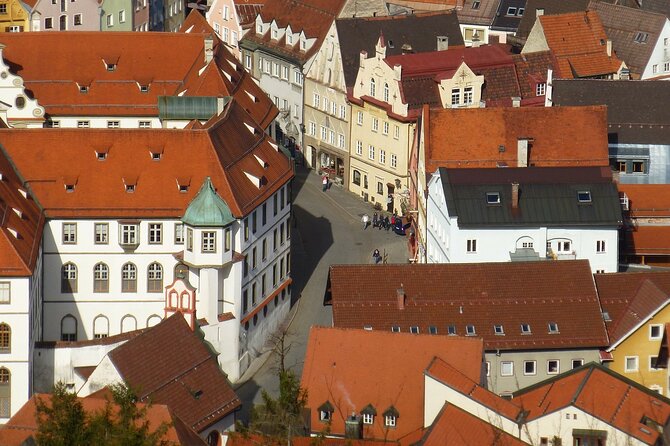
[204,36,214,64]
[512,182,520,209]
[397,287,405,310]
[437,36,449,51]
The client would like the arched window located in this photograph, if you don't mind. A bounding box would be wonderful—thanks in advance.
[383,83,389,102]
[93,263,109,293]
[146,315,162,328]
[370,78,376,97]
[120,315,137,333]
[0,368,10,417]
[121,263,137,293]
[0,324,9,353]
[61,263,77,293]
[147,262,163,292]
[61,315,77,341]
[93,316,109,339]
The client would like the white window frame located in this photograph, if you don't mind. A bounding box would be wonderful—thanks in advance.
[390,154,397,169]
[371,117,379,132]
[362,413,374,424]
[650,324,663,340]
[94,223,108,244]
[62,223,77,244]
[379,150,386,164]
[547,359,560,375]
[0,283,9,304]
[202,231,216,253]
[536,83,546,96]
[466,239,477,253]
[384,415,396,427]
[357,111,363,125]
[120,223,138,245]
[174,223,184,244]
[523,360,536,376]
[596,240,606,253]
[382,121,389,135]
[368,145,375,160]
[500,361,514,376]
[148,223,162,244]
[624,356,638,372]
[356,141,363,156]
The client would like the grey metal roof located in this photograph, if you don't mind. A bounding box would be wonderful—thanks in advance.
[439,166,623,227]
[158,96,227,120]
[491,0,528,32]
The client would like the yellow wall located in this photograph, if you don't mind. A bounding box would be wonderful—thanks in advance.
[609,304,670,395]
[0,0,30,32]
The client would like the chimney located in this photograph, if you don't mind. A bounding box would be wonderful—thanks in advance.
[517,138,529,167]
[536,8,544,16]
[397,287,406,310]
[512,96,521,107]
[204,36,214,64]
[511,182,520,209]
[345,414,363,439]
[606,39,612,57]
[437,36,449,51]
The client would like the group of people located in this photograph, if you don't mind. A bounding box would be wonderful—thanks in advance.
[362,212,400,231]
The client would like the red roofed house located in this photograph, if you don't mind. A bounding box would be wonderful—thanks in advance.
[326,261,610,396]
[348,36,555,211]
[0,97,293,420]
[0,12,277,133]
[521,10,626,79]
[206,0,265,60]
[409,105,610,261]
[300,326,484,444]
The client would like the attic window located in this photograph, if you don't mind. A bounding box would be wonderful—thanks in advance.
[106,63,116,71]
[577,191,592,203]
[486,192,501,205]
[17,188,28,199]
[548,322,559,334]
[126,184,135,193]
[244,123,256,134]
[634,32,649,43]
[65,184,75,193]
[391,325,400,333]
[79,85,89,93]
[521,323,531,334]
[123,177,138,193]
[466,325,476,336]
[254,154,268,169]
[150,151,162,161]
[363,325,372,331]
[602,311,611,321]
[12,207,22,219]
[447,325,456,335]
[472,0,480,8]
[96,151,107,161]
[7,228,18,239]
[318,401,334,422]
[494,325,504,335]
[140,85,149,93]
[428,326,438,334]
[410,326,419,334]
[506,7,517,15]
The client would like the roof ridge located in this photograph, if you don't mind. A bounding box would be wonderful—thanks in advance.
[609,384,632,424]
[571,364,595,405]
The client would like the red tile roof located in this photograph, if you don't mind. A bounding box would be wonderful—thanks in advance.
[595,271,670,346]
[536,11,624,78]
[228,433,395,446]
[425,105,609,170]
[328,261,609,351]
[234,0,265,26]
[419,403,529,446]
[623,226,670,256]
[513,364,670,444]
[0,392,204,446]
[301,327,484,443]
[0,22,276,128]
[0,98,292,219]
[107,314,241,433]
[618,184,670,218]
[0,145,45,277]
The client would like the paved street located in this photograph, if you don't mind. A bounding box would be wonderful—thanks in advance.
[234,165,409,423]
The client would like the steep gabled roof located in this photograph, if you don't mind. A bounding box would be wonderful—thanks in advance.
[589,1,667,78]
[457,0,499,26]
[228,433,395,446]
[328,261,610,351]
[425,105,609,170]
[300,326,484,442]
[0,144,45,277]
[439,166,622,227]
[516,0,591,40]
[491,0,528,32]
[513,363,670,444]
[0,98,292,219]
[336,11,464,88]
[234,0,265,26]
[108,314,241,433]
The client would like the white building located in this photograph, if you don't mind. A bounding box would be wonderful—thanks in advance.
[0,97,293,420]
[426,166,623,273]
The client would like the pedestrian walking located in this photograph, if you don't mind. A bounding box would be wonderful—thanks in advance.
[362,213,370,230]
[322,175,328,192]
[373,248,381,264]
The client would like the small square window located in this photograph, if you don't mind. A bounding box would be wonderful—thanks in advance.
[572,359,584,369]
[548,322,559,333]
[410,326,419,334]
[625,356,638,372]
[500,361,514,376]
[577,191,591,203]
[633,161,645,173]
[391,325,400,333]
[547,360,560,374]
[447,325,456,335]
[486,192,501,205]
[466,325,476,336]
[506,6,516,15]
[428,326,438,335]
[521,323,531,334]
[524,360,536,375]
[494,325,504,335]
[650,324,663,340]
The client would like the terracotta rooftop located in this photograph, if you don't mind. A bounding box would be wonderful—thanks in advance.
[301,326,484,443]
[0,18,276,128]
[533,11,624,78]
[457,0,499,26]
[424,105,609,170]
[417,403,529,446]
[242,0,347,63]
[327,261,610,351]
[0,144,45,277]
[234,0,265,26]
[513,363,670,444]
[623,226,670,257]
[595,271,670,346]
[619,184,670,218]
[107,314,241,433]
[589,1,667,79]
[0,98,292,219]
[0,392,205,446]
[228,433,396,446]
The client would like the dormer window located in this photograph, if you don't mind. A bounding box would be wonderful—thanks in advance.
[548,322,559,334]
[447,325,456,335]
[65,184,75,193]
[494,324,504,335]
[361,404,376,425]
[176,177,190,193]
[272,28,278,39]
[256,22,262,33]
[123,176,138,193]
[96,150,108,161]
[486,192,501,205]
[79,85,89,93]
[12,207,23,219]
[151,152,161,161]
[106,63,116,71]
[287,34,293,45]
[521,323,531,334]
[140,84,149,93]
[318,401,334,422]
[126,184,135,193]
[300,39,306,50]
[383,406,399,428]
[370,78,376,97]
[466,325,476,336]
[634,32,649,43]
[577,191,592,203]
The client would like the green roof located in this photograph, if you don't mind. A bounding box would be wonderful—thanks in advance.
[182,177,235,227]
[158,96,228,120]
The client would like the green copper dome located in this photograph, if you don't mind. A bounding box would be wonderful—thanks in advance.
[182,177,235,227]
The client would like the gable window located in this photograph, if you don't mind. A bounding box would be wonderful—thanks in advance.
[61,263,77,293]
[501,361,514,376]
[383,83,389,102]
[556,241,571,253]
[0,324,10,353]
[451,88,460,106]
[370,78,376,97]
[93,263,109,293]
[466,239,477,253]
[0,283,9,304]
[147,262,163,293]
[62,223,77,244]
[523,360,536,376]
[61,315,77,341]
[536,83,546,96]
[463,87,473,105]
[547,359,560,374]
[361,404,377,424]
[650,324,663,340]
[121,263,137,292]
[577,191,591,203]
[148,223,162,244]
[318,401,334,422]
[596,240,606,253]
[202,231,216,253]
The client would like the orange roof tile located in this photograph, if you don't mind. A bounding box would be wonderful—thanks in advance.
[623,226,670,256]
[0,98,292,219]
[0,24,276,128]
[425,105,609,170]
[537,11,624,78]
[618,184,670,218]
[228,433,395,446]
[301,327,484,443]
[420,403,529,446]
[513,364,670,444]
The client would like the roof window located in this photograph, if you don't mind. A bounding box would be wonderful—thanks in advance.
[447,325,456,335]
[65,184,75,193]
[428,326,438,335]
[486,192,501,205]
[140,84,149,93]
[466,325,476,336]
[79,85,89,93]
[391,325,400,333]
[577,191,592,203]
[548,322,559,334]
[521,323,531,334]
[176,177,190,193]
[7,228,18,239]
[126,184,136,193]
[494,324,504,335]
[95,149,109,161]
[506,7,517,15]
[472,0,480,9]
[123,176,138,193]
[0,172,3,181]
[12,207,23,219]
[106,63,116,71]
[410,326,419,334]
[634,32,649,43]
[363,325,372,331]
[17,188,28,199]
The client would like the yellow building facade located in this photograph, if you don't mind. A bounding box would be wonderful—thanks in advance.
[0,0,30,32]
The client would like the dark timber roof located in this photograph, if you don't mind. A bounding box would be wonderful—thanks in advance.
[439,166,623,227]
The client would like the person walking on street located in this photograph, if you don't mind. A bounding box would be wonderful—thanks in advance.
[362,213,370,230]
[373,248,381,264]
[322,175,328,192]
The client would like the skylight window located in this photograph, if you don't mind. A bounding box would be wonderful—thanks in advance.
[548,322,559,334]
[506,7,517,15]
[391,325,400,333]
[486,192,501,205]
[466,325,476,336]
[634,32,649,43]
[494,325,504,335]
[447,325,456,335]
[521,323,531,334]
[428,326,438,335]
[471,0,480,8]
[577,191,592,203]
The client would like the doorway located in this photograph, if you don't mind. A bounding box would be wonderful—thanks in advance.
[387,184,395,213]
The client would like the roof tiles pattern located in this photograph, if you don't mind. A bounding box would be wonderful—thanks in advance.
[623,226,670,256]
[328,261,610,350]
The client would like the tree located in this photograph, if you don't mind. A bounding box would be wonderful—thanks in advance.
[35,382,170,446]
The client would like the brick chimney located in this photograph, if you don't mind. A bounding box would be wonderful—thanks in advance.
[437,36,449,51]
[512,183,520,209]
[397,287,406,310]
